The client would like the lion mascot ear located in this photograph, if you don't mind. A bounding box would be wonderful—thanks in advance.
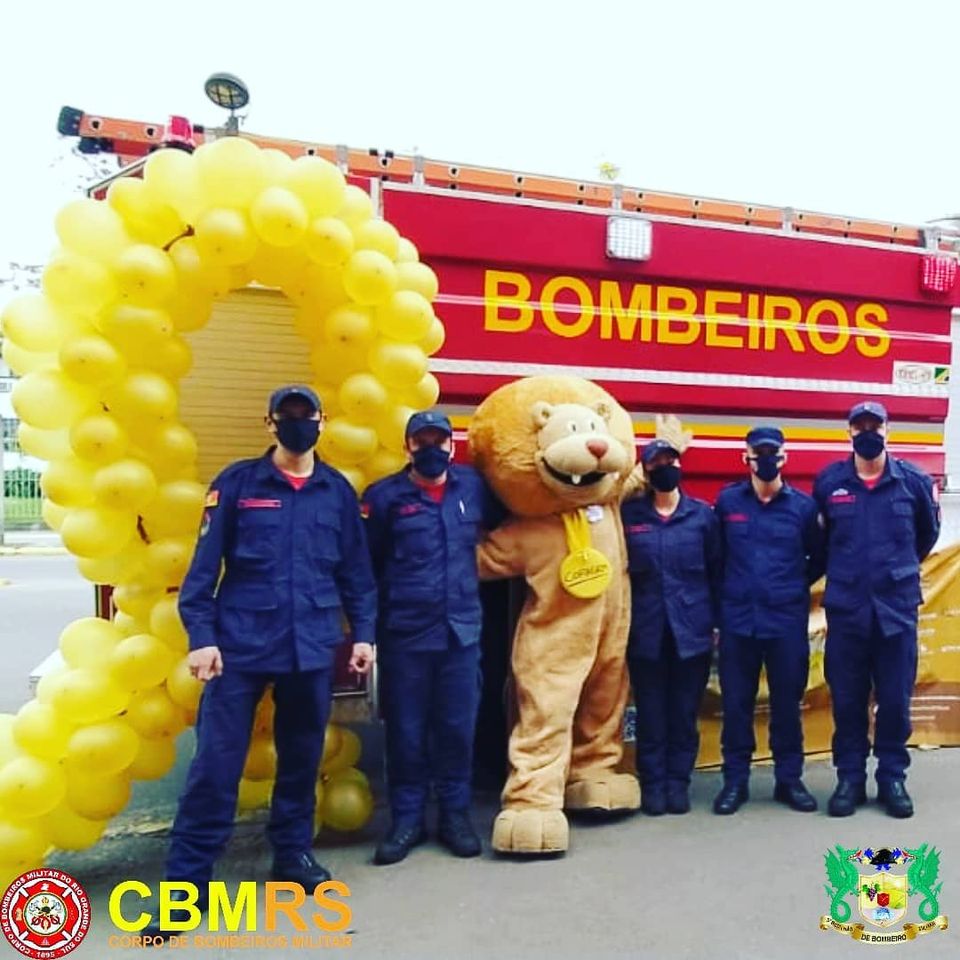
[531,401,555,429]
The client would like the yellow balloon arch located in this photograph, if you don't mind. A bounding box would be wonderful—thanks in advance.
[0,137,445,881]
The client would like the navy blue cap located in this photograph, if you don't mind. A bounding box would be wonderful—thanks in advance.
[405,410,453,439]
[268,384,320,415]
[745,425,784,450]
[641,438,680,466]
[848,400,888,423]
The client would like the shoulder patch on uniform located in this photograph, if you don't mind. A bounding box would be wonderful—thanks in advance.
[205,490,220,507]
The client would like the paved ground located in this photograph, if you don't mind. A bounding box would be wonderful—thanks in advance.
[2,550,957,959]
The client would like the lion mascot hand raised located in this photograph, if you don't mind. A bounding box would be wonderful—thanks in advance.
[469,376,641,855]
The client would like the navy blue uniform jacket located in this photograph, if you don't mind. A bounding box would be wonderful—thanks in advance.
[178,450,377,672]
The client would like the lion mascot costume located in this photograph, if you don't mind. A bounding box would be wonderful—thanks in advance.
[469,375,685,855]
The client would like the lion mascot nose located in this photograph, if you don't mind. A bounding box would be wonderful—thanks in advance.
[586,439,608,459]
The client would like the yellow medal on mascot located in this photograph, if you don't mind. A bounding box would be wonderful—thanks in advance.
[560,509,611,598]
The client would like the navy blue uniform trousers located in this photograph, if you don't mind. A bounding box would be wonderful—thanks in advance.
[379,642,481,821]
[628,626,711,788]
[718,632,808,785]
[825,612,918,785]
[166,667,331,886]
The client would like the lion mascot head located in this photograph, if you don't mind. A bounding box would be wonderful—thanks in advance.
[467,376,636,517]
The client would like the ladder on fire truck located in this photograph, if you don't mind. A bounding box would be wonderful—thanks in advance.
[58,105,960,256]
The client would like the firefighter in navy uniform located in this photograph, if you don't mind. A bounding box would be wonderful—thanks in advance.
[621,438,722,816]
[362,410,503,865]
[713,426,825,815]
[144,385,376,937]
[813,401,940,819]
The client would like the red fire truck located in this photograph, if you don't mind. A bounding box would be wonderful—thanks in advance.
[58,106,960,766]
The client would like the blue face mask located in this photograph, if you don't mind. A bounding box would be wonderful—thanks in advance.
[853,430,885,460]
[412,444,451,479]
[753,454,782,483]
[274,418,320,454]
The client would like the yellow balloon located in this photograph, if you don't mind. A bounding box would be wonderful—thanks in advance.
[376,290,434,342]
[337,467,367,495]
[65,770,131,820]
[149,594,189,650]
[282,155,346,218]
[322,779,373,832]
[253,691,275,736]
[140,480,205,540]
[418,317,446,356]
[194,208,258,266]
[0,294,68,353]
[323,304,376,349]
[342,250,398,306]
[18,424,72,461]
[375,404,417,454]
[326,765,371,792]
[12,370,93,430]
[142,149,204,222]
[55,198,131,263]
[312,382,342,418]
[12,701,74,762]
[195,136,266,209]
[69,413,128,463]
[96,303,173,365]
[0,819,48,869]
[0,756,67,818]
[2,338,57,376]
[288,263,349,311]
[128,735,176,781]
[321,725,343,767]
[368,339,429,388]
[319,418,378,466]
[321,727,362,775]
[251,186,308,247]
[166,657,203,712]
[109,634,174,690]
[50,668,130,724]
[243,736,277,781]
[61,508,135,565]
[397,261,440,302]
[399,372,441,410]
[65,720,140,775]
[167,292,215,335]
[237,777,273,812]
[396,238,419,263]
[76,539,147,586]
[113,583,165,620]
[363,447,407,482]
[42,250,117,315]
[353,219,400,260]
[168,236,232,299]
[139,428,199,476]
[42,803,106,851]
[93,458,158,511]
[112,611,149,637]
[260,147,294,182]
[124,686,186,740]
[248,245,310,290]
[142,537,194,588]
[102,371,178,427]
[107,177,184,248]
[35,668,69,707]
[310,340,367,383]
[58,335,126,392]
[40,458,96,508]
[337,185,374,226]
[59,617,124,669]
[304,217,354,266]
[41,499,69,531]
[338,373,390,425]
[114,244,177,307]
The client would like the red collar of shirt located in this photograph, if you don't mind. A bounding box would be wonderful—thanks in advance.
[280,469,310,491]
[410,473,447,503]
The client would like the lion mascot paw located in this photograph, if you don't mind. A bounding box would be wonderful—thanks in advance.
[470,376,643,855]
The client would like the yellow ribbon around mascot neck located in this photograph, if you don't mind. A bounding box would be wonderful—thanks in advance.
[560,508,612,599]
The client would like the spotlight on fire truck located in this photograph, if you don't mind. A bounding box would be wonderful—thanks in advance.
[203,72,250,135]
[606,216,653,261]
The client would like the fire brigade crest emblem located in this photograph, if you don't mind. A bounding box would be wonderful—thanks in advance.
[820,844,949,944]
[1,869,91,958]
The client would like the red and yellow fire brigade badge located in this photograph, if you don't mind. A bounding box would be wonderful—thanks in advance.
[1,869,91,958]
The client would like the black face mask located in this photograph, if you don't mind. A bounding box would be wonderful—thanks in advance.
[853,430,885,460]
[648,464,681,492]
[412,445,451,479]
[274,418,320,454]
[753,454,782,483]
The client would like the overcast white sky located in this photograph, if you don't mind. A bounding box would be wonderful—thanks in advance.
[2,0,959,264]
